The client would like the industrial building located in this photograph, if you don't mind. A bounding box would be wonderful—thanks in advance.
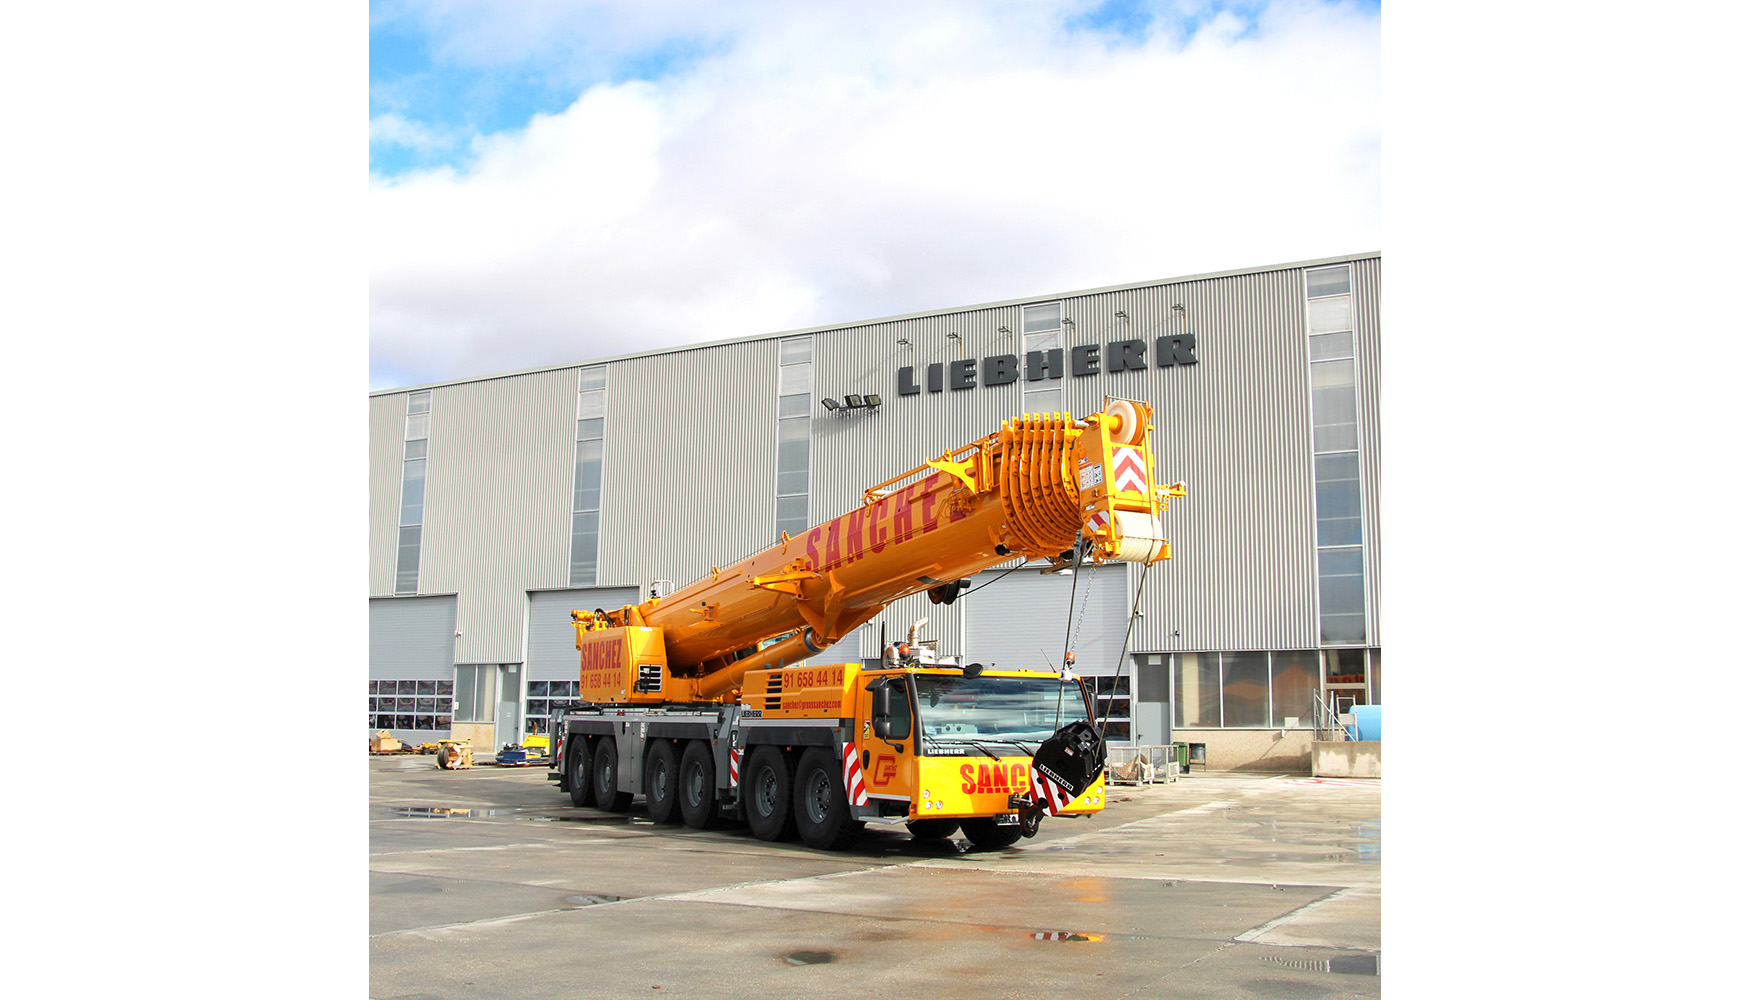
[368,252,1380,770]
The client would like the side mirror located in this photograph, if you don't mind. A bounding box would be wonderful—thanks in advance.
[870,683,893,738]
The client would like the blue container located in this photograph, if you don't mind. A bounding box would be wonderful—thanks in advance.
[1352,705,1381,741]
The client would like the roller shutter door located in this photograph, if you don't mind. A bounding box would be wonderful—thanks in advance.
[369,596,457,680]
[963,566,1130,676]
[526,587,641,681]
[368,596,458,743]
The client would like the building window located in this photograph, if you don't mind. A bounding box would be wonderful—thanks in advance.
[1305,265,1369,645]
[395,391,431,595]
[1173,650,1371,729]
[452,664,497,723]
[570,368,608,587]
[368,678,453,731]
[1089,674,1130,740]
[524,680,581,735]
[1021,302,1064,413]
[775,337,812,539]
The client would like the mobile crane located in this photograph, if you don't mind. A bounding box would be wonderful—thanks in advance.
[548,398,1185,850]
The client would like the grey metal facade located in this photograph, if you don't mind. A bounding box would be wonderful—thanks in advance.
[368,253,1381,737]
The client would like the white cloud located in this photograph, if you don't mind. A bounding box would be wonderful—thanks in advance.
[371,1,1379,387]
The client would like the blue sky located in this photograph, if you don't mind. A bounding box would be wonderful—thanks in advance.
[369,0,1381,389]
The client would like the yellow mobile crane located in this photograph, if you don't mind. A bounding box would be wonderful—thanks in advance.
[548,399,1185,849]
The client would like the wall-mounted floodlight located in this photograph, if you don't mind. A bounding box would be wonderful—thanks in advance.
[844,394,865,408]
[821,398,840,412]
[897,337,911,347]
[863,394,882,408]
[1115,310,1128,320]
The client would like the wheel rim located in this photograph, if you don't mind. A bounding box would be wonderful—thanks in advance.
[755,768,778,817]
[652,761,669,800]
[804,770,832,824]
[572,749,587,787]
[684,762,704,807]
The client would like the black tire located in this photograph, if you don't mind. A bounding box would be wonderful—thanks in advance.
[644,740,681,824]
[793,748,860,851]
[960,817,1025,849]
[592,736,633,812]
[567,738,595,807]
[678,740,722,830]
[744,746,796,841]
[906,818,960,841]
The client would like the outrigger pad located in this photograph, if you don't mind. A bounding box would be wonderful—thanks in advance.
[1031,721,1107,799]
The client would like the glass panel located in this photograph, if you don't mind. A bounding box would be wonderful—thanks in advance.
[1221,652,1269,727]
[415,715,433,730]
[454,667,476,723]
[435,714,451,729]
[1321,615,1367,647]
[776,418,810,496]
[436,680,453,697]
[398,680,416,695]
[577,417,604,441]
[396,697,414,712]
[779,363,811,396]
[578,367,607,391]
[404,412,430,440]
[396,715,416,730]
[1305,266,1350,297]
[1023,302,1062,334]
[1271,651,1319,727]
[570,510,600,587]
[1023,332,1059,354]
[1308,331,1353,361]
[1023,387,1061,412]
[778,393,811,419]
[374,715,393,729]
[403,439,427,460]
[417,680,436,696]
[1173,652,1221,728]
[577,390,605,419]
[395,525,422,593]
[407,392,431,414]
[779,338,812,365]
[1308,295,1352,333]
[573,439,603,512]
[1370,649,1381,703]
[1325,648,1368,684]
[529,680,549,698]
[417,697,435,712]
[400,464,425,526]
[775,494,809,537]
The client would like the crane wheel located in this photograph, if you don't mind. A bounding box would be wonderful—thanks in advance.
[678,740,722,830]
[905,818,960,841]
[793,748,860,851]
[644,740,681,824]
[567,739,595,807]
[592,736,633,812]
[960,817,1025,850]
[744,746,797,841]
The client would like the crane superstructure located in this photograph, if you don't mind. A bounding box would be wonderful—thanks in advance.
[549,398,1185,850]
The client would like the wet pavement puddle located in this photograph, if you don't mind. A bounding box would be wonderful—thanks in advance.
[783,951,837,966]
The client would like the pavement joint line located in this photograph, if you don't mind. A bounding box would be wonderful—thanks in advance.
[370,863,914,939]
[1232,885,1366,943]
[371,842,564,858]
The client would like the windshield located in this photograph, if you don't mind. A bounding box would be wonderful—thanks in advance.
[913,674,1089,756]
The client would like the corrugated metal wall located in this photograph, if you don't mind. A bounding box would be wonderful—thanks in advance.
[367,255,1380,673]
[410,368,579,662]
[595,338,782,589]
[1352,256,1383,644]
[368,393,407,596]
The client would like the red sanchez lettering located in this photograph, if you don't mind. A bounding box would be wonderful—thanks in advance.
[960,762,1029,794]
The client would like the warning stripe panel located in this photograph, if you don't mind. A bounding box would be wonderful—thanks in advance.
[841,744,870,806]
